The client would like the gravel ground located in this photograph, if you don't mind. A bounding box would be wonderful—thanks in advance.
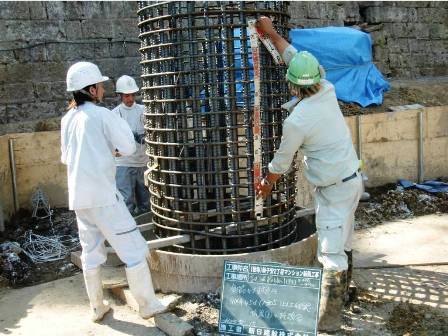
[355,182,448,229]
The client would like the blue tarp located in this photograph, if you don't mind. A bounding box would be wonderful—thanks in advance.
[398,179,448,193]
[289,27,390,107]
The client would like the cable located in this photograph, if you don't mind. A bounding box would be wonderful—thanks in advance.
[0,38,140,52]
[21,189,80,263]
[21,229,80,264]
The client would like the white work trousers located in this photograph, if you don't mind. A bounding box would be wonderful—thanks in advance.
[314,174,363,271]
[75,198,148,271]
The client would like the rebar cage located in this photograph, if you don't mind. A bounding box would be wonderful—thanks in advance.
[138,1,298,254]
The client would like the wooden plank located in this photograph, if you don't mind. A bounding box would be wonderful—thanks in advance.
[102,265,127,289]
[70,250,82,269]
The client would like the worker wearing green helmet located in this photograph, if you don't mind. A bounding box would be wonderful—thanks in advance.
[255,17,362,332]
[286,51,322,87]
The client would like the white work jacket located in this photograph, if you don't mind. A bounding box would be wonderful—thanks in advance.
[268,45,359,187]
[61,101,136,210]
[112,103,147,167]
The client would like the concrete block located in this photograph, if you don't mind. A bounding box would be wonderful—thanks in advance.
[93,42,111,59]
[13,44,47,63]
[3,20,65,42]
[154,313,194,336]
[38,62,68,82]
[0,64,6,84]
[81,19,115,39]
[370,30,390,46]
[372,46,388,62]
[417,7,447,23]
[411,53,435,68]
[0,105,7,124]
[389,53,413,68]
[340,2,362,23]
[51,2,84,20]
[63,21,83,41]
[82,1,105,19]
[35,81,70,101]
[365,6,418,23]
[45,2,67,19]
[408,39,433,54]
[112,18,140,39]
[5,63,35,82]
[388,38,410,53]
[125,44,140,58]
[96,57,140,79]
[429,24,448,39]
[6,101,63,123]
[29,1,47,20]
[306,3,320,19]
[122,1,139,17]
[288,2,307,20]
[86,1,126,19]
[109,42,126,58]
[0,2,30,20]
[46,42,94,62]
[390,67,412,78]
[430,1,448,8]
[44,43,76,62]
[0,49,15,65]
[0,83,35,104]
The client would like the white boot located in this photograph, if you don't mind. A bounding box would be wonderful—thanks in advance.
[125,260,167,319]
[83,267,111,322]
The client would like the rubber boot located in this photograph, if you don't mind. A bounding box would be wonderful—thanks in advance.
[345,250,357,305]
[83,267,111,322]
[125,259,167,319]
[318,270,346,332]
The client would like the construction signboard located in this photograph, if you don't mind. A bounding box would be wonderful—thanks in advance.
[219,261,322,336]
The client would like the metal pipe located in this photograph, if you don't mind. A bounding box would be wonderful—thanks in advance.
[418,110,424,183]
[8,138,19,213]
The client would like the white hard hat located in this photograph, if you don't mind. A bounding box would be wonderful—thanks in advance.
[116,75,139,94]
[66,62,109,92]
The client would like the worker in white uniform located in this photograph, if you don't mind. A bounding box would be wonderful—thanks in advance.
[113,75,150,216]
[61,62,166,322]
[255,18,362,332]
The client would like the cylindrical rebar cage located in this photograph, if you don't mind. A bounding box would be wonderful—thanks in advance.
[138,1,297,254]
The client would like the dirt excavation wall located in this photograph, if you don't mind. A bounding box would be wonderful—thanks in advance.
[1,107,447,223]
[0,1,447,133]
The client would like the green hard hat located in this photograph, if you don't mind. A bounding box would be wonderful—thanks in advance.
[286,51,321,87]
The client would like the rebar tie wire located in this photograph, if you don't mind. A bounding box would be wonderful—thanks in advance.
[20,189,80,263]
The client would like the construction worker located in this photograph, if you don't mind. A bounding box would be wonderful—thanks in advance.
[61,62,166,322]
[255,18,362,332]
[113,75,150,217]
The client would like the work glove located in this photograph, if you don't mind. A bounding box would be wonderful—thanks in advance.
[133,132,145,144]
